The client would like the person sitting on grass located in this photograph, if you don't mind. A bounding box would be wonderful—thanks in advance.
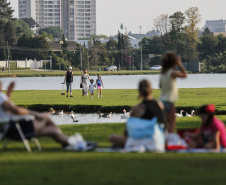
[0,81,96,151]
[186,104,226,150]
[109,79,165,148]
[95,74,104,98]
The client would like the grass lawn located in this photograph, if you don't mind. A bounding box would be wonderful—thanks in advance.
[0,69,159,77]
[9,88,226,113]
[1,116,226,185]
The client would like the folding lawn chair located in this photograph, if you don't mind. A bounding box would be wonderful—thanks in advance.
[0,115,42,153]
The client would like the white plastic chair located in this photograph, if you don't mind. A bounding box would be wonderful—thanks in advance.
[0,115,42,153]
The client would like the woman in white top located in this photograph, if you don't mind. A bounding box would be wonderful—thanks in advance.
[159,51,187,133]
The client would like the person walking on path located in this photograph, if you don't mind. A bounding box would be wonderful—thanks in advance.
[81,69,91,96]
[63,66,73,97]
[159,51,187,133]
[95,74,104,98]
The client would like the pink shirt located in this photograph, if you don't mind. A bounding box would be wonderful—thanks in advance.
[200,117,226,147]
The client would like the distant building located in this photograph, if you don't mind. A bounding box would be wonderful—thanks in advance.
[204,19,226,32]
[213,32,226,37]
[18,0,36,20]
[18,0,96,40]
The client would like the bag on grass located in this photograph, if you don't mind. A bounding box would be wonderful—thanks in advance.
[125,117,165,153]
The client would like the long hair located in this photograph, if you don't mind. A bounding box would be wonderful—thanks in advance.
[138,80,152,98]
[161,51,177,74]
[198,104,215,125]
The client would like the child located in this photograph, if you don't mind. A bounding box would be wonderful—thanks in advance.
[89,79,95,98]
[186,104,226,150]
[159,51,187,133]
[95,74,104,98]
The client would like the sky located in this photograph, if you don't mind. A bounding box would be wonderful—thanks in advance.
[9,0,226,36]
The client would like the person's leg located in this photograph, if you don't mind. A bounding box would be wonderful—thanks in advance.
[70,83,73,97]
[33,114,68,146]
[109,134,127,148]
[97,87,99,97]
[66,83,69,97]
[100,88,102,97]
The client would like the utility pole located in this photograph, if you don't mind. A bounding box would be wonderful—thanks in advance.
[80,45,82,70]
[139,26,142,34]
[140,43,143,70]
[49,55,52,71]
[87,55,89,70]
[7,41,10,73]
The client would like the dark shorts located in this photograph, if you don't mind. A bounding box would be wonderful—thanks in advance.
[162,101,175,114]
[6,120,36,140]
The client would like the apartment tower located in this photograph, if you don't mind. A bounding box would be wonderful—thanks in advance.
[18,0,96,40]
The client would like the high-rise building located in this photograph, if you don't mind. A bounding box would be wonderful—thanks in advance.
[204,19,226,32]
[18,0,96,40]
[18,0,36,20]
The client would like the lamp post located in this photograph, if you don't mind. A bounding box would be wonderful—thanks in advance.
[49,55,52,71]
[140,43,143,70]
[7,41,10,73]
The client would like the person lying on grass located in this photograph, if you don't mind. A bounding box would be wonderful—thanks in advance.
[0,81,95,151]
[186,104,226,150]
[109,79,165,148]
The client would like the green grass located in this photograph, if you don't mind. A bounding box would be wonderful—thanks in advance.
[0,69,159,77]
[10,88,226,113]
[1,117,226,185]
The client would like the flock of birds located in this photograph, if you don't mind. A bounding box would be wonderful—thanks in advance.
[48,108,195,123]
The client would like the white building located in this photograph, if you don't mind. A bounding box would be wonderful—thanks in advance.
[18,0,96,40]
[204,19,226,32]
[18,0,36,20]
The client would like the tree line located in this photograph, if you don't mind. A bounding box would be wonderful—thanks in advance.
[0,1,225,72]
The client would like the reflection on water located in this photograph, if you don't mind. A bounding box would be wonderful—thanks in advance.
[51,113,127,125]
[1,74,226,90]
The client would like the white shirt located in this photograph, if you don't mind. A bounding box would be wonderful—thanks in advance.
[89,84,95,91]
[159,69,178,102]
[0,92,10,119]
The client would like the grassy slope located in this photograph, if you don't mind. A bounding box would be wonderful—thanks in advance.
[0,70,159,77]
[1,117,226,185]
[10,88,226,113]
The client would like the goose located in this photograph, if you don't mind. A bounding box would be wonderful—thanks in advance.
[175,110,184,117]
[98,111,112,118]
[186,110,195,117]
[120,109,130,119]
[69,111,76,119]
[50,109,64,116]
[49,108,56,114]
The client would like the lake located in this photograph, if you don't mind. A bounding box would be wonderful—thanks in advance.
[1,74,226,90]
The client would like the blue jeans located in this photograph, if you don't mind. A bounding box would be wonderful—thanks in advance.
[66,82,72,93]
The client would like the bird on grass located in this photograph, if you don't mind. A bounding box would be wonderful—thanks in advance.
[175,110,184,117]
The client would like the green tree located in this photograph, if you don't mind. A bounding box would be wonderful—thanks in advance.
[215,34,226,54]
[203,27,212,36]
[38,26,63,39]
[197,35,218,61]
[39,31,54,41]
[21,18,37,28]
[4,21,17,45]
[0,0,14,20]
[169,11,185,33]
[1,46,7,60]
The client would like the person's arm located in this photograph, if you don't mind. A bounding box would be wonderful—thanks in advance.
[204,131,220,150]
[6,82,15,100]
[63,72,67,84]
[81,74,83,84]
[94,79,97,88]
[2,100,29,115]
[171,57,187,79]
[130,104,145,118]
[101,79,104,88]
[72,72,73,83]
[88,74,91,81]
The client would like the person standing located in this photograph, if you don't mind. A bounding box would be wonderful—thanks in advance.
[159,51,187,133]
[63,66,73,97]
[81,69,91,96]
[95,74,104,98]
